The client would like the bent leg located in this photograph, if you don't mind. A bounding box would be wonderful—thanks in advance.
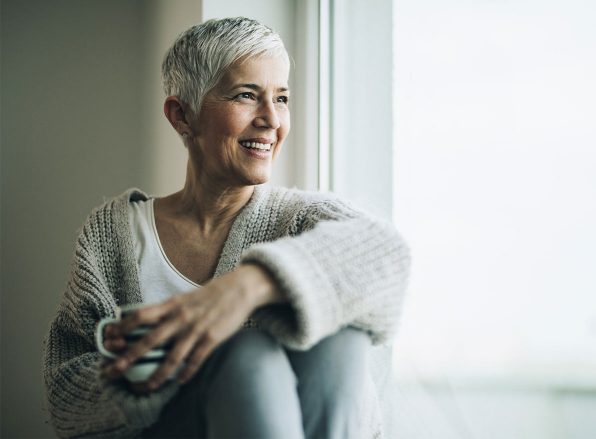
[204,328,304,439]
[286,327,372,439]
[143,328,304,438]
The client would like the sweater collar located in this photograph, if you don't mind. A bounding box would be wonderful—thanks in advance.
[214,183,270,277]
[119,184,271,285]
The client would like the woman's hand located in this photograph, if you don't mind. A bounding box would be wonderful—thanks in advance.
[102,263,284,392]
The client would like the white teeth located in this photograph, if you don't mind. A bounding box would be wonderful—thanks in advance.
[240,141,272,151]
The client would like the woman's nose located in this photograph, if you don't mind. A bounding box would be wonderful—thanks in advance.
[253,101,281,130]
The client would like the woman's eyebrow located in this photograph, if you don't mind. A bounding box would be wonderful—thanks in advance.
[231,83,290,93]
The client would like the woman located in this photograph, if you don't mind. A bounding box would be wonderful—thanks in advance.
[43,17,410,438]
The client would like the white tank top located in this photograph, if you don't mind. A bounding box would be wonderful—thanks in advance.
[128,198,200,304]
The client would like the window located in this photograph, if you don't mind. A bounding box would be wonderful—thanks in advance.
[329,0,596,436]
[392,0,596,385]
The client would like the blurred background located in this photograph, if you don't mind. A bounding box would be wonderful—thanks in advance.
[2,0,595,437]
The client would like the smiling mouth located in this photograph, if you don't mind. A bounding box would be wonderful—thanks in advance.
[239,141,273,151]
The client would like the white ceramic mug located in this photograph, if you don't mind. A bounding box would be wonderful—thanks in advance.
[95,304,169,383]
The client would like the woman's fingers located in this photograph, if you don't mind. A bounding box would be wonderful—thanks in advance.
[103,337,126,352]
[117,299,178,334]
[102,323,127,353]
[146,327,207,389]
[115,315,186,372]
[106,299,185,372]
[147,316,230,388]
[103,271,259,389]
[177,334,219,384]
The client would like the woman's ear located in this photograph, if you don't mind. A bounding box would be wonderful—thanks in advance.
[163,96,192,137]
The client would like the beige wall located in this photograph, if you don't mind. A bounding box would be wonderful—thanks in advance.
[1,1,200,437]
[1,1,301,437]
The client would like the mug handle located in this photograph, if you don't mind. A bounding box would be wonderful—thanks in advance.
[95,316,119,358]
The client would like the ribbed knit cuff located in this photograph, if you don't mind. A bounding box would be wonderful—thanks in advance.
[241,237,343,350]
[110,379,180,431]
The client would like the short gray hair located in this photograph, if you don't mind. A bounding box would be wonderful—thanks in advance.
[162,17,289,114]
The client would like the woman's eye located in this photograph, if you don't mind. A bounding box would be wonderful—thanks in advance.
[235,92,255,100]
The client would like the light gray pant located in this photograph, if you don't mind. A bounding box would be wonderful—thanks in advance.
[143,327,371,439]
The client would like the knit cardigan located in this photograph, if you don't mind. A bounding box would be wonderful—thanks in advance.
[43,184,411,438]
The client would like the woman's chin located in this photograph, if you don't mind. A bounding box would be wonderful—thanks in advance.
[236,169,272,187]
[248,174,271,186]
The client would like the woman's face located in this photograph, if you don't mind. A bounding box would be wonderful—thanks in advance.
[188,55,290,187]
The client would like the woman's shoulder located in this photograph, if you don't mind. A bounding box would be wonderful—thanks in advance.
[76,187,149,243]
[85,187,149,219]
[260,184,350,208]
[258,184,364,223]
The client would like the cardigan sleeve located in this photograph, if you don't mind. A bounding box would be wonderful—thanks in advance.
[241,195,411,350]
[43,219,179,438]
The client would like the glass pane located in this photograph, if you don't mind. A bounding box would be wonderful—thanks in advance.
[393,0,596,437]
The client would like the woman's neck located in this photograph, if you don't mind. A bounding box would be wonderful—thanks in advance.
[158,175,254,236]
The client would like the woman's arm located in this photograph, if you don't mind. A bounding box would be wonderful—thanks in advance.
[241,196,411,350]
[101,263,286,392]
[43,212,179,438]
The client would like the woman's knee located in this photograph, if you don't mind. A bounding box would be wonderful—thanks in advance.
[319,327,370,392]
[326,326,371,357]
[202,329,304,438]
[284,328,371,438]
[289,327,371,399]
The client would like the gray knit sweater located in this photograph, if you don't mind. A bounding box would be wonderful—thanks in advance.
[43,184,411,438]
